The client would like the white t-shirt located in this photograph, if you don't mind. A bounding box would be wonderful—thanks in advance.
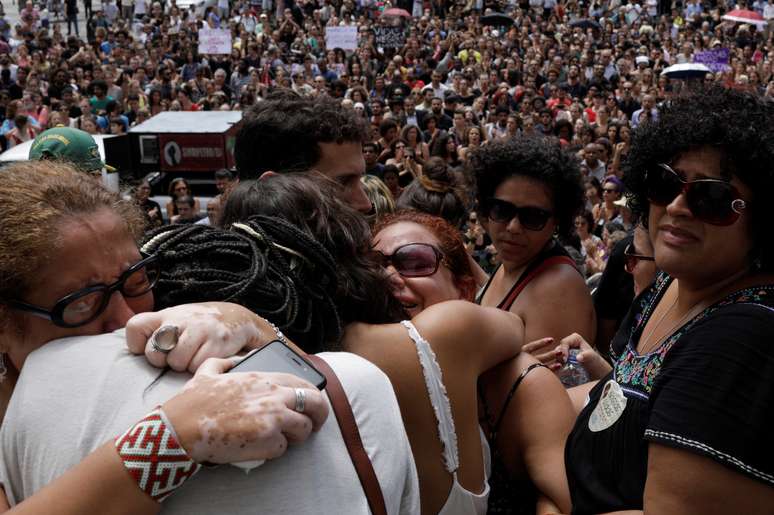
[0,331,419,514]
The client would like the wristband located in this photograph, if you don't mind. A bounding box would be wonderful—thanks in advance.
[115,407,202,502]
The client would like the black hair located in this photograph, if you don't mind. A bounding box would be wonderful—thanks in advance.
[235,91,369,178]
[221,174,405,326]
[397,157,467,228]
[142,216,341,353]
[622,85,774,271]
[469,137,585,238]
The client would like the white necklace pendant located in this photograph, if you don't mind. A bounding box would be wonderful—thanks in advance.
[588,379,628,433]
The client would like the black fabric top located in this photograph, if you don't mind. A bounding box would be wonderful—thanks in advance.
[565,273,774,514]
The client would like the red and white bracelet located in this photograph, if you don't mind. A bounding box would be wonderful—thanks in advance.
[115,407,202,502]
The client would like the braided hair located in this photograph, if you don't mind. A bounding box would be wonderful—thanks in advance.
[141,215,342,353]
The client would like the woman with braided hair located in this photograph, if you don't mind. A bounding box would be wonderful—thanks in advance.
[0,160,333,514]
[0,162,417,513]
[123,174,536,514]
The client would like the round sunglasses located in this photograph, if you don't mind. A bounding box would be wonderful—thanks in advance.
[373,243,445,278]
[484,198,553,231]
[645,163,747,226]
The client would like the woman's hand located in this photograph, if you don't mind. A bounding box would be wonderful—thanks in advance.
[126,302,274,373]
[163,357,329,464]
[554,333,612,380]
[522,337,560,369]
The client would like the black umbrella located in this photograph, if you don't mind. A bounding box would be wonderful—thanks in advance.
[481,12,514,27]
[569,18,602,30]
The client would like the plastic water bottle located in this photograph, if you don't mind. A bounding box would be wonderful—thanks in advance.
[558,349,590,388]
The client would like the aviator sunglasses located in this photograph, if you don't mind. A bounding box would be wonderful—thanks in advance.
[373,243,445,278]
[484,198,553,231]
[645,163,747,226]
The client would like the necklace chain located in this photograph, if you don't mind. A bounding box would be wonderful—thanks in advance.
[638,291,703,355]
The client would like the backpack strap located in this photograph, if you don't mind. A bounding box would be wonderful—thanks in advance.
[306,355,387,515]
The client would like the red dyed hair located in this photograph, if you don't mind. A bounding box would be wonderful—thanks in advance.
[373,210,477,301]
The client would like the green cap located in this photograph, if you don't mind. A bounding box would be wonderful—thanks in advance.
[29,127,113,173]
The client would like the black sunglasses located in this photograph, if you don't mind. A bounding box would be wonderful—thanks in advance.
[645,163,747,226]
[484,198,553,231]
[7,254,159,328]
[373,243,445,278]
[623,243,655,273]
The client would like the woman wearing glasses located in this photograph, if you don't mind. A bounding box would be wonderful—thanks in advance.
[0,162,331,514]
[563,86,774,513]
[592,175,624,237]
[471,138,596,355]
[370,211,575,515]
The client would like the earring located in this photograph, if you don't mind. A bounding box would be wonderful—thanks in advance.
[0,354,6,384]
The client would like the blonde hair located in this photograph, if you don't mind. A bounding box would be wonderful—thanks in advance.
[360,174,395,225]
[0,161,144,311]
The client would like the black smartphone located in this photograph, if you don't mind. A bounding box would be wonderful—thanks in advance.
[229,340,327,390]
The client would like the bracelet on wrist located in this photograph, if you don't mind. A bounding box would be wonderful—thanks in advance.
[115,406,202,502]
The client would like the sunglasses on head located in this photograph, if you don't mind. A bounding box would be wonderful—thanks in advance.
[645,163,747,226]
[373,243,445,278]
[623,242,654,274]
[484,198,553,231]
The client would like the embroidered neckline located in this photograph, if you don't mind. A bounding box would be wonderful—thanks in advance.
[613,273,774,395]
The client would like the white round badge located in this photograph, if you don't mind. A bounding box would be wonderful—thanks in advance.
[588,379,628,432]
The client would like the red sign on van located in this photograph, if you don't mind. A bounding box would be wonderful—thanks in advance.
[158,134,227,172]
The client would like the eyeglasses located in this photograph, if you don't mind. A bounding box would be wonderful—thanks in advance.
[7,255,159,328]
[645,163,747,226]
[373,243,445,278]
[623,243,655,273]
[484,198,553,231]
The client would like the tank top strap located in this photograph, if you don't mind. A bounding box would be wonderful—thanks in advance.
[400,320,459,474]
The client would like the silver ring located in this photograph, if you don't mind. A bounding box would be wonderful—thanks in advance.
[151,325,179,354]
[293,388,306,413]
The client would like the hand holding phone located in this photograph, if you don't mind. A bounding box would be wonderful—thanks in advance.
[230,340,327,390]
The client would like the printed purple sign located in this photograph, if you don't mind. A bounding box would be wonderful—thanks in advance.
[693,48,731,72]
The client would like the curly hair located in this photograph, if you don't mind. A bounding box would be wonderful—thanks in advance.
[235,90,369,178]
[622,85,774,271]
[468,137,585,238]
[373,211,477,301]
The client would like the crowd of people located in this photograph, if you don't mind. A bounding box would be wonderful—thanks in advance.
[0,0,773,514]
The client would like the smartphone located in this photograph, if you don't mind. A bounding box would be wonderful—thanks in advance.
[229,340,327,390]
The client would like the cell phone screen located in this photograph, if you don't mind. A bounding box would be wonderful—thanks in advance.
[229,340,327,390]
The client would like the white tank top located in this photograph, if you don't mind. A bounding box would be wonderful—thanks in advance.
[401,321,491,515]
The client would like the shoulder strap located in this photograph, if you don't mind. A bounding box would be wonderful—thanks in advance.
[499,255,577,311]
[306,355,387,515]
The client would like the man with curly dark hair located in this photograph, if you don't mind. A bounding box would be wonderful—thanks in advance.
[563,85,774,514]
[234,90,372,213]
[469,137,595,514]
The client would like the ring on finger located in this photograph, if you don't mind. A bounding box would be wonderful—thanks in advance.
[293,388,306,413]
[151,325,180,354]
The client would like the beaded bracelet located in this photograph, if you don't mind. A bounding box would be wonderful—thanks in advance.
[115,407,202,502]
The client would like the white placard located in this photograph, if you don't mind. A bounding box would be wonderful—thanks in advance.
[325,26,358,50]
[198,28,233,55]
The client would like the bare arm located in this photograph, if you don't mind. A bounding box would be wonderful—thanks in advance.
[413,300,525,372]
[0,445,159,515]
[644,443,774,515]
[517,266,596,352]
[480,354,574,514]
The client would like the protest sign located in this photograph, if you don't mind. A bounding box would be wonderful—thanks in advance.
[374,26,405,48]
[198,28,232,55]
[693,48,731,72]
[325,26,358,50]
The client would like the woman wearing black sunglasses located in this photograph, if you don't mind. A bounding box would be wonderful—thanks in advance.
[470,138,596,363]
[563,86,774,513]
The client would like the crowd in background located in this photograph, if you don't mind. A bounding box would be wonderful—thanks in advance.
[1,0,773,280]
